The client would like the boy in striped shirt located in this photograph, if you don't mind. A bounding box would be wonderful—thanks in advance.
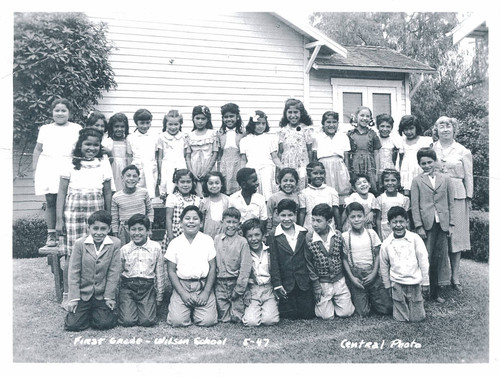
[111,165,154,245]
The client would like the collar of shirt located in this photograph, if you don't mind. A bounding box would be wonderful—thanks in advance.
[128,238,153,251]
[275,223,306,237]
[307,183,327,190]
[387,231,412,244]
[234,190,259,205]
[312,228,334,244]
[163,132,184,141]
[84,234,113,255]
[220,233,238,241]
[250,243,269,258]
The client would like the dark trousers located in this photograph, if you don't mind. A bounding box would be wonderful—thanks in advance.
[118,277,157,327]
[64,295,117,331]
[346,267,393,317]
[278,285,315,320]
[425,222,451,298]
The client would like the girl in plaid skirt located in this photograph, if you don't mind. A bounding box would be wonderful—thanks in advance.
[56,128,113,307]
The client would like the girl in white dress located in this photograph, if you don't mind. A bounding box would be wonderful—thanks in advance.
[157,110,187,197]
[240,110,283,201]
[398,115,433,195]
[32,98,82,246]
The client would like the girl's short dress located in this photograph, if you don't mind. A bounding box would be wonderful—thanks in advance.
[372,192,410,240]
[34,122,82,195]
[102,137,132,192]
[240,133,279,201]
[156,131,187,195]
[217,129,244,196]
[400,136,433,191]
[312,131,352,204]
[378,133,403,172]
[128,130,159,198]
[347,128,381,193]
[60,158,113,256]
[185,129,219,195]
[161,191,201,251]
[199,194,230,239]
[278,124,313,190]
[343,192,377,231]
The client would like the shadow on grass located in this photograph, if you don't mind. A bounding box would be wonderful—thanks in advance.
[12,257,488,363]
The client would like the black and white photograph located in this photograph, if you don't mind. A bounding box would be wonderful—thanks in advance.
[4,0,495,372]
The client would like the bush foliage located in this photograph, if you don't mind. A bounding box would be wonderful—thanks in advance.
[463,210,489,263]
[13,216,47,259]
[13,12,116,146]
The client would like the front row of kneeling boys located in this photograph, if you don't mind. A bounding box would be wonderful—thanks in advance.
[64,199,430,331]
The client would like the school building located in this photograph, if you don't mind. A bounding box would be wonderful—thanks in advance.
[13,11,435,220]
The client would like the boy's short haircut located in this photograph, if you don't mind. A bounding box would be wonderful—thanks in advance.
[180,205,204,221]
[241,218,266,236]
[127,213,151,230]
[222,207,241,221]
[345,202,365,216]
[236,167,256,186]
[277,198,297,214]
[376,113,394,127]
[311,203,333,221]
[350,173,371,187]
[277,167,299,183]
[387,206,408,222]
[122,164,140,176]
[133,108,153,124]
[416,147,437,163]
[88,210,112,226]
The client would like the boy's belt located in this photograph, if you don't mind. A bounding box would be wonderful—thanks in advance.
[179,277,207,282]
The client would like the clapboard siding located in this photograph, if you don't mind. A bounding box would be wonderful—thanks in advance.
[89,12,307,130]
[13,151,45,220]
[309,69,336,125]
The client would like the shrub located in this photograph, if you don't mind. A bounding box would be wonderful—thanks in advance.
[13,216,47,259]
[463,210,489,262]
[13,12,116,146]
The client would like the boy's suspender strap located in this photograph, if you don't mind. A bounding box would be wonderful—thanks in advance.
[347,230,374,267]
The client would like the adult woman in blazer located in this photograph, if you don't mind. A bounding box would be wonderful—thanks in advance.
[433,116,473,292]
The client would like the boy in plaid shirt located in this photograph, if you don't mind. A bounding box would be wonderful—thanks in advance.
[305,204,355,320]
[118,214,166,327]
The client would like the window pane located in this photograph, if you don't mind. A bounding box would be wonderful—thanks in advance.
[343,92,362,123]
[372,93,391,117]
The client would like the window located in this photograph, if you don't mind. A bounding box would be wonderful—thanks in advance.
[372,93,391,118]
[342,92,363,123]
[331,78,403,133]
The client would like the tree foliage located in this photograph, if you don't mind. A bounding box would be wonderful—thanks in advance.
[311,12,489,210]
[13,12,117,146]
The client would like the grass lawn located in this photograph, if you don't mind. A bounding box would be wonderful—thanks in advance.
[12,256,489,363]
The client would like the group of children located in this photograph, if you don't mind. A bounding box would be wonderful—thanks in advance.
[32,98,457,331]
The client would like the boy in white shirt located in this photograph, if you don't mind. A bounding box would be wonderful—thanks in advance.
[380,206,430,322]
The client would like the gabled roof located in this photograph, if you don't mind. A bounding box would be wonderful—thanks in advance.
[272,12,347,58]
[448,13,488,45]
[272,14,435,74]
[314,45,436,74]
